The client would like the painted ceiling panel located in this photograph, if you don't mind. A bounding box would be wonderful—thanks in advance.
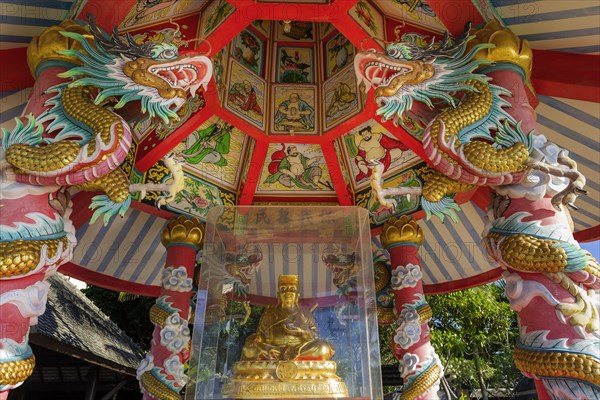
[350,1,385,41]
[339,119,421,192]
[493,0,600,53]
[258,143,336,194]
[119,0,209,31]
[373,0,446,32]
[173,116,250,191]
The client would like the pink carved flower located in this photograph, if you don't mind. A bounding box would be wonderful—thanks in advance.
[193,197,209,209]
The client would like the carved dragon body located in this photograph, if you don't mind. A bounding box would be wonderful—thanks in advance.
[356,21,599,399]
[0,18,211,393]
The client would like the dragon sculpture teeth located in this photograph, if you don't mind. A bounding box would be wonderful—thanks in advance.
[356,20,599,400]
[0,16,212,394]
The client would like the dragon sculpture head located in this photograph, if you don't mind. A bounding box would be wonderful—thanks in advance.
[59,16,212,124]
[355,23,494,125]
[322,251,358,290]
[2,17,214,223]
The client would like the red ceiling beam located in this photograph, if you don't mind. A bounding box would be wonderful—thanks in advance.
[322,141,353,205]
[574,225,600,243]
[213,106,269,143]
[532,49,600,103]
[239,142,269,205]
[331,4,382,52]
[0,48,34,92]
[60,262,161,297]
[426,0,485,37]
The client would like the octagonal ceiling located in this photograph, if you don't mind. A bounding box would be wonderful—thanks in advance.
[1,0,598,295]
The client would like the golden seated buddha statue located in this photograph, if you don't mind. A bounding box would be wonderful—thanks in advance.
[222,275,348,399]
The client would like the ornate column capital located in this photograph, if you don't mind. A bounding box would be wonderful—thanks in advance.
[161,216,204,250]
[27,20,90,77]
[380,216,423,249]
[468,21,532,81]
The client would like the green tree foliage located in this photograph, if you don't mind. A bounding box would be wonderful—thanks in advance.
[426,283,522,399]
[82,285,155,350]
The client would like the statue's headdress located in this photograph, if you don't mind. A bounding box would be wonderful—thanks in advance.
[278,275,299,286]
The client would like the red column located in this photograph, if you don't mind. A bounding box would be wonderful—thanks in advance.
[0,62,77,395]
[137,216,204,400]
[482,67,598,400]
[380,216,443,400]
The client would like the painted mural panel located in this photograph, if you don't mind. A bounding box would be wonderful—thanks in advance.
[200,0,235,38]
[342,120,421,190]
[355,168,422,226]
[271,85,317,135]
[333,138,352,193]
[350,1,385,40]
[276,45,314,84]
[374,0,446,32]
[231,29,265,77]
[120,0,205,29]
[251,20,271,37]
[225,60,266,129]
[319,22,335,38]
[275,21,315,42]
[126,14,200,47]
[165,173,235,221]
[323,64,360,130]
[239,138,257,193]
[258,143,335,194]
[213,45,228,104]
[324,31,355,79]
[173,116,248,191]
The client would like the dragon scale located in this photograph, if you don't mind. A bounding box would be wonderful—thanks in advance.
[423,80,529,192]
[7,85,131,201]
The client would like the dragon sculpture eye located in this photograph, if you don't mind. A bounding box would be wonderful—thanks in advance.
[149,43,179,61]
[160,48,176,60]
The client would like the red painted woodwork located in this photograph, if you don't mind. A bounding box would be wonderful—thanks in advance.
[532,49,600,103]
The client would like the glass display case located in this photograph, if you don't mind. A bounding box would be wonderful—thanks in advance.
[186,206,383,400]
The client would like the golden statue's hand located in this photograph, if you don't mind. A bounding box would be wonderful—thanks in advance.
[268,348,281,359]
[258,347,280,360]
[283,322,305,335]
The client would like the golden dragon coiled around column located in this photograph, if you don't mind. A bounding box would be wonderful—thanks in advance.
[0,17,212,393]
[356,21,599,398]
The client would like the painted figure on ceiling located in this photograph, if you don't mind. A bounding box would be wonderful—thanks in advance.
[228,80,263,115]
[179,119,232,167]
[274,93,314,132]
[348,126,409,181]
[326,82,357,119]
[264,145,326,190]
